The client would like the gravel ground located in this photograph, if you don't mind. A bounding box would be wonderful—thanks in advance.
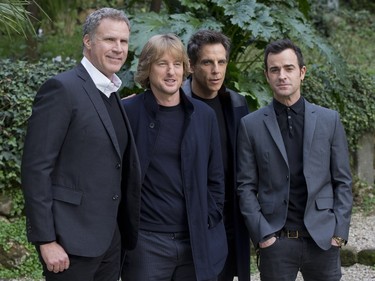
[3,213,374,281]
[247,212,375,281]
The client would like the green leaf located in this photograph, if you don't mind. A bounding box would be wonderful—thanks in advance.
[129,11,223,56]
[212,0,276,39]
[180,0,208,11]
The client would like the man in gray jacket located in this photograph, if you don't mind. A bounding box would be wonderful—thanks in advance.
[237,38,352,281]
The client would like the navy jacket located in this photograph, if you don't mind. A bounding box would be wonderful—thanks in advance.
[122,89,228,280]
[182,78,251,280]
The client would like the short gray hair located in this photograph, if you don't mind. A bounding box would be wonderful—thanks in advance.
[83,7,130,39]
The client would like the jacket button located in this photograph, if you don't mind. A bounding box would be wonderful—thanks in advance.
[149,122,155,128]
[112,194,119,200]
[116,163,121,169]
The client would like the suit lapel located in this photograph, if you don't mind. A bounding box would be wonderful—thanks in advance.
[76,64,122,158]
[263,104,289,166]
[303,100,317,159]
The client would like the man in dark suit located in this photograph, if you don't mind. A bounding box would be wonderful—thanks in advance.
[21,8,141,281]
[182,29,250,281]
[237,38,352,281]
[121,33,227,281]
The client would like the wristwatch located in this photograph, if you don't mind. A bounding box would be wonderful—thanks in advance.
[333,236,346,247]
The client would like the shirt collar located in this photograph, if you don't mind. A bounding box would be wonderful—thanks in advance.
[81,57,122,97]
[273,96,304,115]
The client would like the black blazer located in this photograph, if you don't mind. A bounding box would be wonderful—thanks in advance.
[182,78,251,281]
[21,63,142,257]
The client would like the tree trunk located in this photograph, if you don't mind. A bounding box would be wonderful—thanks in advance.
[25,1,40,61]
[150,0,162,13]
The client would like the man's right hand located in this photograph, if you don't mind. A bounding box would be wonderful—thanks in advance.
[40,241,70,273]
[259,236,277,249]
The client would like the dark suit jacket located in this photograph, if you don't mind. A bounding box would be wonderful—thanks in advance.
[122,89,228,280]
[21,63,142,257]
[182,78,251,281]
[237,99,352,250]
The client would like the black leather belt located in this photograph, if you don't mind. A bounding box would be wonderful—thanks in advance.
[278,229,311,239]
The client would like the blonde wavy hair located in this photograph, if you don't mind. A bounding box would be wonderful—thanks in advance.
[134,33,189,89]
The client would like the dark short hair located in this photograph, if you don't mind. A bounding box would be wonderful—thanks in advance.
[187,29,231,65]
[264,38,305,70]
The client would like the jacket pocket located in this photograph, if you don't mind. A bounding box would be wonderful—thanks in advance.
[315,197,334,210]
[208,209,222,229]
[52,185,83,205]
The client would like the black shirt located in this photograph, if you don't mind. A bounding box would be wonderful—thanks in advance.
[100,91,128,159]
[273,97,307,231]
[191,92,234,230]
[140,104,188,232]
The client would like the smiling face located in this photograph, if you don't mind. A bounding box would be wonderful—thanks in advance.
[83,18,129,79]
[149,51,184,105]
[190,43,228,99]
[265,48,306,106]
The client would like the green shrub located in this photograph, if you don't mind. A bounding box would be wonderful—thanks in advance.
[0,58,77,192]
[0,215,42,279]
[303,65,375,153]
[0,58,77,278]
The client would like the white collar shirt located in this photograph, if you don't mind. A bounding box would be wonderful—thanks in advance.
[81,56,122,98]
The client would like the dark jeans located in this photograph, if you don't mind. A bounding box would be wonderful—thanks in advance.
[121,230,217,281]
[259,236,341,281]
[37,226,121,281]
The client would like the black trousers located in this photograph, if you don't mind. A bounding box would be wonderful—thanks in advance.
[121,230,217,281]
[37,226,121,281]
[217,232,236,281]
[259,236,341,281]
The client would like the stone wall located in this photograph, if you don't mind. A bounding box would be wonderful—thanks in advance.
[355,132,375,185]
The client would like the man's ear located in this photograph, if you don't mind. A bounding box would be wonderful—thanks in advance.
[264,69,270,83]
[300,65,307,80]
[189,60,195,73]
[83,34,91,49]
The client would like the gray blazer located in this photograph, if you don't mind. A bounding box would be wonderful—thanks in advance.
[21,63,142,257]
[237,99,352,250]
